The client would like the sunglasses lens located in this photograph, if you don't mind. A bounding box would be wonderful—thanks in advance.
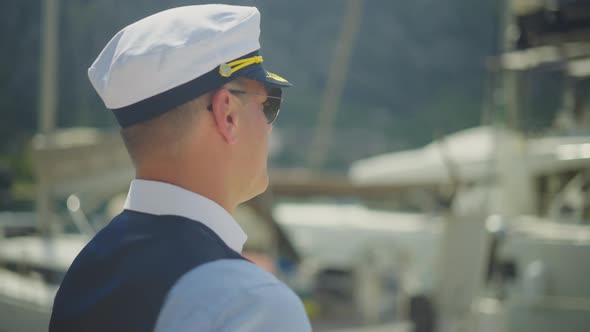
[263,88,282,124]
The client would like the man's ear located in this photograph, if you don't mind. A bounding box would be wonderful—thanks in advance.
[210,89,239,144]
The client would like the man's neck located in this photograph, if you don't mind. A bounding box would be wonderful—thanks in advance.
[135,165,238,215]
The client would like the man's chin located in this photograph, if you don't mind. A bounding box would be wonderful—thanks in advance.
[240,173,269,204]
[254,173,270,196]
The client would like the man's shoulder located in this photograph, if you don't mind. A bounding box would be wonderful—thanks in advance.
[166,259,304,313]
[51,212,249,331]
[155,259,311,332]
[167,259,284,300]
[54,210,243,311]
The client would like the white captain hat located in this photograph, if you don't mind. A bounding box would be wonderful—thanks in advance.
[88,4,292,128]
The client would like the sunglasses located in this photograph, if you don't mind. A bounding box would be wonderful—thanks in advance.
[207,87,283,124]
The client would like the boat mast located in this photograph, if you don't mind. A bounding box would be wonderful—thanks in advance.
[37,0,60,236]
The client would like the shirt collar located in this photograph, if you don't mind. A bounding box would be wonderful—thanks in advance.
[123,179,247,253]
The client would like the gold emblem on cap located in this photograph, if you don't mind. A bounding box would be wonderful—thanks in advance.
[219,63,232,77]
[266,72,288,83]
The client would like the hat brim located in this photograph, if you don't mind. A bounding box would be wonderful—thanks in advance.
[240,66,293,88]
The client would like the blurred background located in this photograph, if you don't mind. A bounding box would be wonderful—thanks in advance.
[1,0,590,331]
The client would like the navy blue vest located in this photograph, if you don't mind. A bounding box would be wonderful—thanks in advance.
[49,210,247,332]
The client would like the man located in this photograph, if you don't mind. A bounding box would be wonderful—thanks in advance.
[49,4,311,332]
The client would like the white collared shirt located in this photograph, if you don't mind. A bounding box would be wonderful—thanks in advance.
[123,179,312,332]
[124,179,247,252]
